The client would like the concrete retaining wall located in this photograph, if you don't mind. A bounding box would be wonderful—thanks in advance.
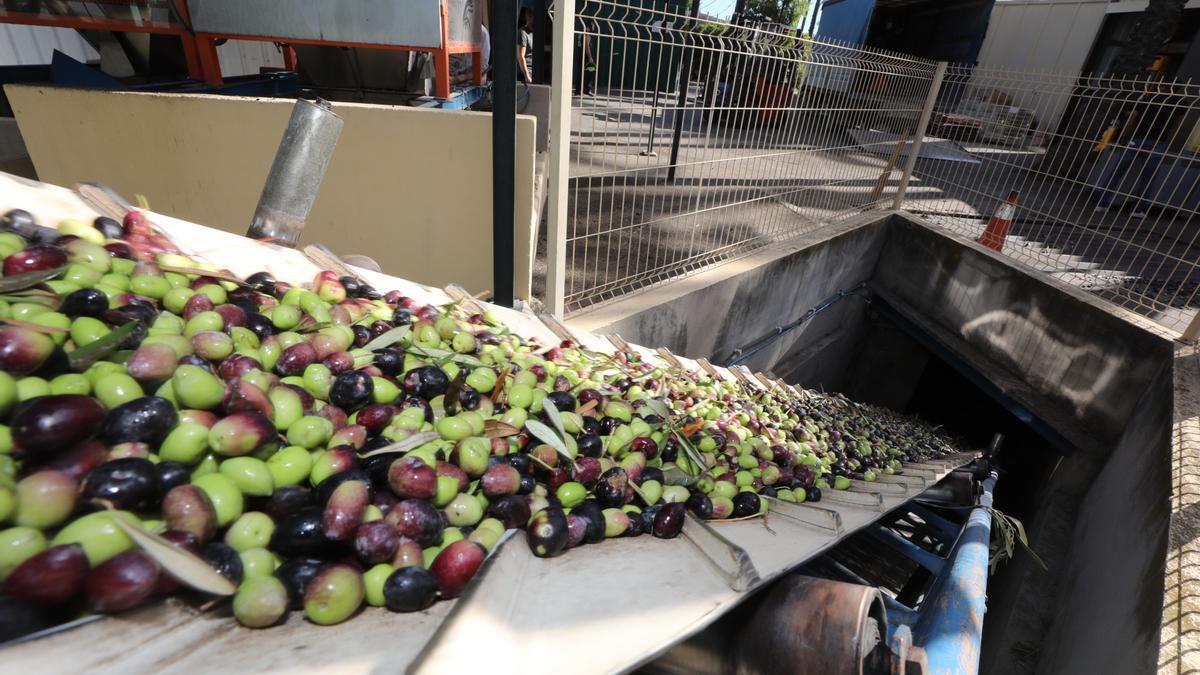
[5,86,539,299]
[570,215,889,393]
[571,211,1178,674]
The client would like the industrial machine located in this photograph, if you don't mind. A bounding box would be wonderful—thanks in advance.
[0,0,485,101]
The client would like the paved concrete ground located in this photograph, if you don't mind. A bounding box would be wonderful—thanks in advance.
[537,87,1200,334]
[536,87,910,311]
[906,146,1200,334]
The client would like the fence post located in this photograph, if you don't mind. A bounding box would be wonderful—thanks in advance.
[892,61,948,210]
[545,0,576,317]
[492,0,517,307]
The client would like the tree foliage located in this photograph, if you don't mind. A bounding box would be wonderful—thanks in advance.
[741,0,810,28]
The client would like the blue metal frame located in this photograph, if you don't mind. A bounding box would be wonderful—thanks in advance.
[883,471,998,675]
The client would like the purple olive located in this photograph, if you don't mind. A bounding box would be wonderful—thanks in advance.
[12,395,106,458]
[4,245,66,275]
[81,457,162,511]
[653,503,687,539]
[354,521,400,565]
[3,544,89,606]
[385,499,446,548]
[387,457,437,500]
[84,550,160,613]
[208,412,276,456]
[162,484,219,543]
[526,508,569,558]
[322,479,369,541]
[102,396,179,446]
[486,494,531,530]
[276,343,318,377]
[222,379,274,417]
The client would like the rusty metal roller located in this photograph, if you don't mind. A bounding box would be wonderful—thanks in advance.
[646,576,892,675]
[728,576,890,675]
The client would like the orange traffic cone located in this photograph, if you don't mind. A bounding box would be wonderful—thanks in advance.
[978,191,1019,252]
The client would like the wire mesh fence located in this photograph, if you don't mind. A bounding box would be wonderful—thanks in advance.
[901,65,1200,335]
[561,0,940,313]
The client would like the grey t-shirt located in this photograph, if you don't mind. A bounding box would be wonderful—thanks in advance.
[520,28,533,80]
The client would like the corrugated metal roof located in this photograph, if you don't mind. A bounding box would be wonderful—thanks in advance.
[0,23,98,66]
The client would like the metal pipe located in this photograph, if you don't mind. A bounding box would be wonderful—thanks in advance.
[533,0,549,83]
[912,471,997,675]
[544,0,575,317]
[666,0,701,184]
[892,61,947,210]
[246,98,343,247]
[724,283,869,366]
[492,0,518,307]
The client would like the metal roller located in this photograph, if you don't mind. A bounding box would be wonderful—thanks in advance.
[647,576,890,675]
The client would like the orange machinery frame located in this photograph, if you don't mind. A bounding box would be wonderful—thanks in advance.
[0,0,482,99]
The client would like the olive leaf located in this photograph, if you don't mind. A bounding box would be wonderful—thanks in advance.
[662,466,701,486]
[525,419,574,465]
[491,365,513,403]
[357,431,442,459]
[576,399,599,415]
[542,399,566,438]
[483,419,521,438]
[408,345,486,368]
[67,321,141,371]
[112,517,236,596]
[363,325,411,352]
[641,398,671,420]
[444,369,467,416]
[0,289,59,306]
[1,318,68,334]
[0,264,68,293]
[157,265,246,286]
[674,432,708,476]
[295,319,333,334]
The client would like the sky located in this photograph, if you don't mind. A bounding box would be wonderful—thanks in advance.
[700,0,822,30]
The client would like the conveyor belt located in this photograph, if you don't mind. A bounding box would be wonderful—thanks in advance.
[0,174,978,674]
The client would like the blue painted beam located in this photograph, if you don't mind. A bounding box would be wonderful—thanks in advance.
[911,472,997,675]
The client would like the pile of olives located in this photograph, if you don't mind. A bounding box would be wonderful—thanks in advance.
[0,207,957,639]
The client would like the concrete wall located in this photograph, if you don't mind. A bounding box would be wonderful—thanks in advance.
[874,216,1172,451]
[5,86,538,299]
[874,215,1174,675]
[573,211,1176,673]
[1037,361,1171,674]
[569,215,889,393]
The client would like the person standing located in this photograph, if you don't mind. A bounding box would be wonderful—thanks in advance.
[1094,85,1189,218]
[574,17,597,95]
[517,7,535,83]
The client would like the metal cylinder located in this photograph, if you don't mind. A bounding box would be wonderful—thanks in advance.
[246,98,343,247]
[648,576,890,675]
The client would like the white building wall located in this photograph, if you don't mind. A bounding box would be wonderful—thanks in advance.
[216,40,285,78]
[973,0,1109,132]
[0,26,279,76]
[0,23,98,66]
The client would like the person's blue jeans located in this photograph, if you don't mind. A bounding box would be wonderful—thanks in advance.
[1096,139,1168,209]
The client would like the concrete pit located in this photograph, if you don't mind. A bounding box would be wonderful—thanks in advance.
[574,212,1177,674]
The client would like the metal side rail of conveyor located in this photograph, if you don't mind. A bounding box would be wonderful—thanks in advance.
[409,451,983,675]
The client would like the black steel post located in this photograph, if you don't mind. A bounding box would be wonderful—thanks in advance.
[533,0,549,83]
[666,0,701,184]
[492,0,517,306]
